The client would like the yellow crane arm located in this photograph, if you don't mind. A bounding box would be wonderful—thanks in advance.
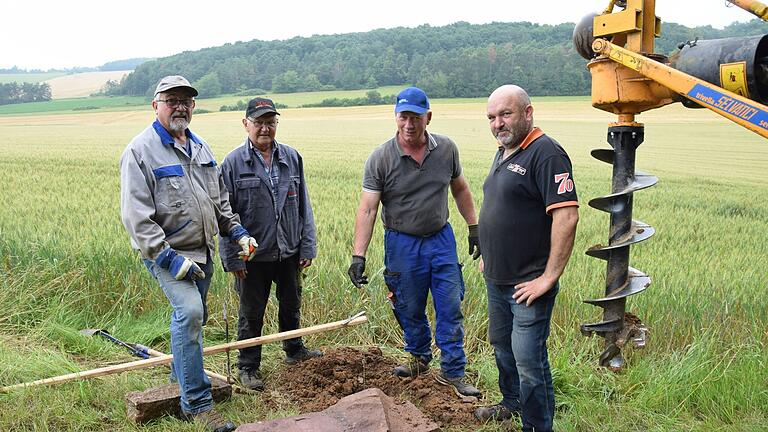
[592,38,768,138]
[727,0,768,21]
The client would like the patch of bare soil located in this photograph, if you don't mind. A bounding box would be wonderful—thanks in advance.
[263,346,479,429]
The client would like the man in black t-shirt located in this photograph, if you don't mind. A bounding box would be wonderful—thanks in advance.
[474,85,579,432]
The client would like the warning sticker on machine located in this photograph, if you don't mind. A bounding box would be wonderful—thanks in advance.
[719,62,749,98]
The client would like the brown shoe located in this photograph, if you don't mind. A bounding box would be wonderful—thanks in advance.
[183,408,236,432]
[237,368,265,391]
[435,371,481,397]
[284,347,323,365]
[393,356,430,377]
[474,403,520,422]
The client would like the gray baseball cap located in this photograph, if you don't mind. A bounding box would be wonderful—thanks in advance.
[154,75,198,97]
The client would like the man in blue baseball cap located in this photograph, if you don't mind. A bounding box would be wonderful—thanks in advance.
[348,87,482,397]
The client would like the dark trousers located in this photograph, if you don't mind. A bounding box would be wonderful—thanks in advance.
[235,254,303,371]
[486,280,558,432]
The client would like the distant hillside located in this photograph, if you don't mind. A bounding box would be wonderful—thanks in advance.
[110,19,768,98]
[100,58,152,71]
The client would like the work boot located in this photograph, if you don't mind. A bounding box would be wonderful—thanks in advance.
[435,371,482,397]
[284,347,323,365]
[474,403,520,422]
[393,356,430,377]
[182,408,236,432]
[237,368,265,391]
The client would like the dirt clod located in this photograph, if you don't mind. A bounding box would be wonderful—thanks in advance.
[264,346,479,428]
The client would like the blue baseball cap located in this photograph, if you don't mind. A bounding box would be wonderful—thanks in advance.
[395,87,430,114]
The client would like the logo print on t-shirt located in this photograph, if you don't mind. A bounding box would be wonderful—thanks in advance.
[506,163,527,175]
[554,173,574,194]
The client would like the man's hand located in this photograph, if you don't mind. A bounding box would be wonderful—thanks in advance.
[156,248,206,281]
[299,258,313,269]
[233,269,247,279]
[347,255,368,288]
[512,276,555,306]
[230,225,258,261]
[468,224,481,260]
[237,236,258,261]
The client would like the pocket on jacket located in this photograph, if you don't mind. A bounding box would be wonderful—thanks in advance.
[153,164,186,207]
[286,176,300,207]
[236,177,267,209]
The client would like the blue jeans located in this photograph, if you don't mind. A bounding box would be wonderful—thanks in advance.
[486,280,558,432]
[384,223,467,378]
[144,256,214,414]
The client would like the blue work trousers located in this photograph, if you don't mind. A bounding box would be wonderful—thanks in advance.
[144,256,214,415]
[383,223,467,378]
[486,279,558,432]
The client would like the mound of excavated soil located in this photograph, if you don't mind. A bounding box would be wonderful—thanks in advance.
[263,346,479,429]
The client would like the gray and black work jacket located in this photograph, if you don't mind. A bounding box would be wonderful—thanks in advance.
[218,139,316,272]
[120,120,243,263]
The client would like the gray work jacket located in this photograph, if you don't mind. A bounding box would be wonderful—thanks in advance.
[120,120,243,263]
[218,139,316,272]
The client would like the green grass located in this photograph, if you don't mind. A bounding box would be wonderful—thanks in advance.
[0,86,406,116]
[0,98,766,431]
[0,72,66,84]
[0,96,147,115]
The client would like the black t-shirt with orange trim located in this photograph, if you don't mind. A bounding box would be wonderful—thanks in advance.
[479,128,578,285]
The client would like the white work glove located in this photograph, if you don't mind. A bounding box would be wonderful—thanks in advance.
[237,236,258,261]
[155,248,206,281]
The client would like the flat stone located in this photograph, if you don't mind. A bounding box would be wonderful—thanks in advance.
[125,377,232,423]
[237,387,438,432]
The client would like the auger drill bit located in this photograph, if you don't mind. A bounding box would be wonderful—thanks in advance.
[581,125,654,371]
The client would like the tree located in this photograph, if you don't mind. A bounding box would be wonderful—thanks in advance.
[193,72,222,98]
[272,70,301,93]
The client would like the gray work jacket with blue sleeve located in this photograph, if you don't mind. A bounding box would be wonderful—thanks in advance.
[120,120,243,263]
[218,139,317,272]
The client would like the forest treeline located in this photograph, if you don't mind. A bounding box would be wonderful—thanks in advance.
[0,82,51,105]
[102,20,768,99]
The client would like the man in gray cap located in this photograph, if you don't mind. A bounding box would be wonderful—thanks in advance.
[120,75,257,432]
[219,97,320,391]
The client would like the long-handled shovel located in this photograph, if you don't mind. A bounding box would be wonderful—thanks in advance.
[79,329,152,359]
[2,312,367,393]
[79,328,235,386]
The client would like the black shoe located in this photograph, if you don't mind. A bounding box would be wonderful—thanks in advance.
[393,356,430,377]
[237,368,265,391]
[474,403,520,422]
[284,347,323,365]
[435,371,482,397]
[182,408,236,432]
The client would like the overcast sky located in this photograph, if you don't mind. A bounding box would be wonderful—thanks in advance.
[2,1,760,70]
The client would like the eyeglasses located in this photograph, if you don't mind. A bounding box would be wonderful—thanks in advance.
[247,118,278,129]
[157,98,195,109]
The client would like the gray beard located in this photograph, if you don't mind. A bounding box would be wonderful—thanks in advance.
[168,117,189,134]
[497,120,532,149]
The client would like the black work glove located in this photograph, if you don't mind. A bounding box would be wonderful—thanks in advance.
[347,255,369,288]
[468,224,481,260]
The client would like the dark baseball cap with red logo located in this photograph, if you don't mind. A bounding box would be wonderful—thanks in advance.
[246,97,280,119]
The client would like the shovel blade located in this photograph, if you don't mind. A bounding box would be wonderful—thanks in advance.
[79,329,106,337]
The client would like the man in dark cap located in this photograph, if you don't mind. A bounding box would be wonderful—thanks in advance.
[348,87,482,398]
[120,75,258,432]
[219,97,320,391]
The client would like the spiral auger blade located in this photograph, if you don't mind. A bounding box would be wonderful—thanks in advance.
[581,125,655,371]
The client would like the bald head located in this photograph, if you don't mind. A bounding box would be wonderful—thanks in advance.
[487,85,534,149]
[488,85,531,112]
